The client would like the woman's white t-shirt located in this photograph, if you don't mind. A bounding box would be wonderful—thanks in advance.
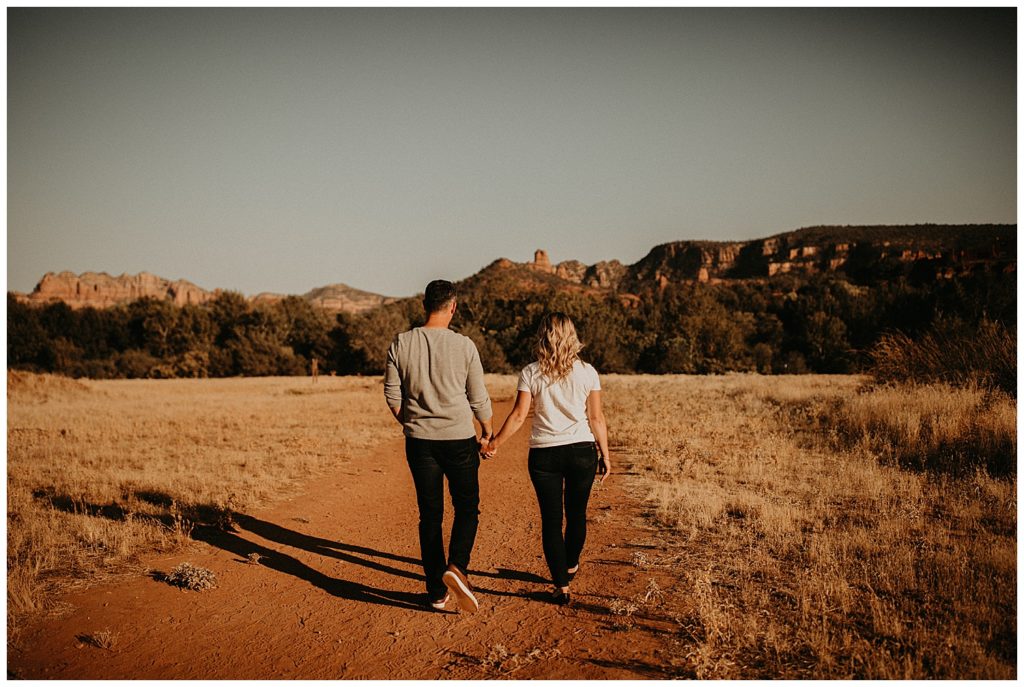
[517,360,601,448]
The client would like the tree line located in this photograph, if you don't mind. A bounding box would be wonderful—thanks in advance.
[7,270,1015,387]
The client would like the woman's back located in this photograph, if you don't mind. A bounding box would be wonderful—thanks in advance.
[518,359,600,448]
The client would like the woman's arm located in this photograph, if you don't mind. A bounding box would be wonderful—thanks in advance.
[485,390,532,456]
[587,390,611,482]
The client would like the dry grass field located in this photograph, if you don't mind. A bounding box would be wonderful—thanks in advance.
[8,371,1016,678]
[604,374,1015,678]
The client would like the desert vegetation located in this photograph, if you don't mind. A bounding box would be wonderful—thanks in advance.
[605,374,1015,678]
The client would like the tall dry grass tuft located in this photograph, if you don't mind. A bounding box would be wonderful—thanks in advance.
[869,318,1015,395]
[823,383,1015,476]
[604,373,1015,679]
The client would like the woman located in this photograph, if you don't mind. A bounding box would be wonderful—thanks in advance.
[485,312,611,605]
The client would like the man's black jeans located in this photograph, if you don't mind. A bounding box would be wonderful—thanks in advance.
[405,436,481,599]
[528,441,599,588]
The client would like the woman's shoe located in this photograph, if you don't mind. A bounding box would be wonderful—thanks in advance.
[567,564,580,582]
[552,588,572,606]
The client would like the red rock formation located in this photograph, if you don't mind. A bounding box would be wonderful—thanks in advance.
[19,271,217,309]
[583,260,627,289]
[16,271,393,314]
[301,284,395,314]
[555,260,587,283]
[529,249,555,274]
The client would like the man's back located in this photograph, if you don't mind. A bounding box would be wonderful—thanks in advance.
[384,327,492,440]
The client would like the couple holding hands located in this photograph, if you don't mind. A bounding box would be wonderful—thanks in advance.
[384,279,611,612]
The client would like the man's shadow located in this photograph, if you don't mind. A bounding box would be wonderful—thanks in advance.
[231,514,548,601]
[193,520,430,611]
[234,514,424,582]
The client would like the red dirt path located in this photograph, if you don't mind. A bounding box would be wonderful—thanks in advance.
[9,400,684,679]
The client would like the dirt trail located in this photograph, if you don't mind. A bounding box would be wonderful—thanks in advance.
[10,400,682,679]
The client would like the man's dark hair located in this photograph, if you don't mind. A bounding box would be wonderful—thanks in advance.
[423,279,457,313]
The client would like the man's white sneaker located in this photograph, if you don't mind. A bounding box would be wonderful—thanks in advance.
[442,564,479,612]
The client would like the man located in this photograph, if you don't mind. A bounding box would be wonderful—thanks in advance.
[384,279,493,612]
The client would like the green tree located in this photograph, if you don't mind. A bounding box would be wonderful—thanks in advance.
[276,296,332,365]
[7,295,48,369]
[330,305,412,374]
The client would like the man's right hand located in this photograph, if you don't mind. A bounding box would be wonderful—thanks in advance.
[388,406,403,426]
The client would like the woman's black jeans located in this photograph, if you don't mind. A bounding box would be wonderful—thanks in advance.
[405,436,481,599]
[528,441,599,588]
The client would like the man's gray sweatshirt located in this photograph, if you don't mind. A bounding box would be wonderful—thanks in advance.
[384,327,493,440]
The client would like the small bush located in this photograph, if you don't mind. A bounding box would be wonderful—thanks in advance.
[165,563,217,591]
[80,629,117,650]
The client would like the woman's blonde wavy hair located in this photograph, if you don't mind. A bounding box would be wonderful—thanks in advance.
[535,312,584,381]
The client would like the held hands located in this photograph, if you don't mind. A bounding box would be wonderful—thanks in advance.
[478,435,497,460]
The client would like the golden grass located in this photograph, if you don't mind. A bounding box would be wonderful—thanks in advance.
[7,371,398,635]
[825,382,1016,475]
[602,373,1016,678]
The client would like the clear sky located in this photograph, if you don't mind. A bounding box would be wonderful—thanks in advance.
[7,8,1016,298]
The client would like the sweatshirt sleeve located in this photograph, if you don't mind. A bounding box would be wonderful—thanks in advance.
[465,342,492,421]
[383,337,403,409]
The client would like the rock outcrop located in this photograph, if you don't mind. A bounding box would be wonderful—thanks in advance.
[624,242,746,290]
[301,284,396,314]
[529,249,555,274]
[18,271,217,309]
[580,260,627,289]
[554,260,587,283]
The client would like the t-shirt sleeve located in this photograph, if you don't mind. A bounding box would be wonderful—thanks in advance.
[517,365,532,393]
[589,364,601,391]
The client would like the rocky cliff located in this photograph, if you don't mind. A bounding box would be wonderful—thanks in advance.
[502,224,1015,295]
[16,271,218,309]
[620,224,1015,290]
